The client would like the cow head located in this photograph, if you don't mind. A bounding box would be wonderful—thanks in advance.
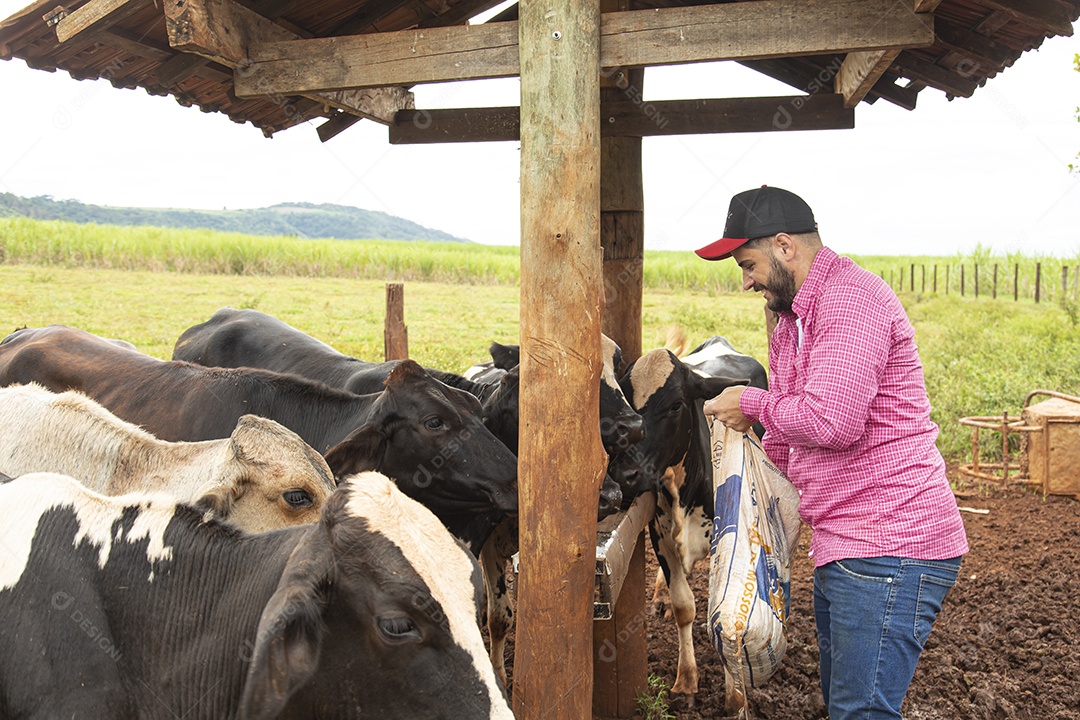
[608,349,745,503]
[238,472,514,720]
[197,415,338,533]
[322,361,518,521]
[599,335,645,453]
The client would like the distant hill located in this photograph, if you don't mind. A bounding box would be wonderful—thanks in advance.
[0,193,469,243]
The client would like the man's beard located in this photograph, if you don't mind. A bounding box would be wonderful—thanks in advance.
[754,254,797,313]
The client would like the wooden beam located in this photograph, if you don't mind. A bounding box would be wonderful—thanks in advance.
[390,94,854,144]
[835,50,901,108]
[935,20,1018,70]
[976,0,1074,38]
[234,0,934,96]
[162,0,413,124]
[513,0,604,715]
[316,112,363,143]
[892,54,979,97]
[55,0,150,44]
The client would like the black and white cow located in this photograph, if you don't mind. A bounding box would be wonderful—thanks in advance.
[465,334,647,685]
[0,471,514,720]
[681,335,767,440]
[0,325,517,554]
[607,348,747,711]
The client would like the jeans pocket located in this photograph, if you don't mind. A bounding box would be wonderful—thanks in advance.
[914,573,956,647]
[832,557,900,584]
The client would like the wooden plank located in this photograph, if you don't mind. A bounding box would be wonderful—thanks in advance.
[935,20,1018,69]
[55,0,149,44]
[513,0,604,716]
[892,54,979,97]
[390,94,854,144]
[835,49,900,108]
[163,0,412,124]
[976,0,1074,37]
[100,28,173,63]
[600,0,934,69]
[316,112,363,143]
[234,0,934,96]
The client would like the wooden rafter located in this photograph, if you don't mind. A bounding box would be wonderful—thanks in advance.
[834,0,941,108]
[388,94,855,144]
[54,0,150,44]
[233,0,934,97]
[162,0,413,125]
[976,0,1074,37]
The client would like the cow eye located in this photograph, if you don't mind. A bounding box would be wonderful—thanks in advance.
[282,489,313,508]
[667,402,684,416]
[378,615,420,642]
[424,416,447,431]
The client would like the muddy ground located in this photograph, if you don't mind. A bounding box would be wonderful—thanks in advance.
[502,473,1080,719]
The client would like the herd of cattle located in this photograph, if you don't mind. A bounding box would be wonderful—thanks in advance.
[0,307,767,718]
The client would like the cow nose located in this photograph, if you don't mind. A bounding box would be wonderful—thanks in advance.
[602,415,645,452]
[597,477,623,521]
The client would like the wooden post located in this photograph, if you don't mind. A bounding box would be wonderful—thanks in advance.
[910,263,914,293]
[515,0,606,717]
[1035,262,1042,303]
[1014,264,1019,302]
[384,282,408,360]
[1062,266,1068,301]
[596,6,647,713]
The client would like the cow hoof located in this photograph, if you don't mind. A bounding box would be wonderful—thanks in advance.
[667,691,697,712]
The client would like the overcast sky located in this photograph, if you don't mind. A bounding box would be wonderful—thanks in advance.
[0,1,1076,257]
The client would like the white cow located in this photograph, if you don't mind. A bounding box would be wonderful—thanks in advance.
[0,383,337,532]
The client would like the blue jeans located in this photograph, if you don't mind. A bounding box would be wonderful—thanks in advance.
[813,556,962,720]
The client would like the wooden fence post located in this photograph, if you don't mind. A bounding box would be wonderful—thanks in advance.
[910,263,915,293]
[1014,264,1019,302]
[1036,263,1042,304]
[921,264,926,294]
[384,282,408,360]
[933,265,938,293]
[1062,266,1069,302]
[974,264,979,298]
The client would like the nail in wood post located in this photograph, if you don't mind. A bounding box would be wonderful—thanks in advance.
[384,282,408,360]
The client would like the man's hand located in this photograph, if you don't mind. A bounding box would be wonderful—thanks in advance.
[703,386,753,433]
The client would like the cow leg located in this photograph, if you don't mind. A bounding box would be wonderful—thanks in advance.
[665,558,700,699]
[480,518,518,688]
[649,566,667,616]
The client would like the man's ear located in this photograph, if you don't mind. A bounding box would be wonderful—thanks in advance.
[773,232,794,258]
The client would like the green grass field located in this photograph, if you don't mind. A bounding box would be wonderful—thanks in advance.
[2,217,1079,463]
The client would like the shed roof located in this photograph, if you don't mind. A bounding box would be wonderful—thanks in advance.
[1,0,1075,137]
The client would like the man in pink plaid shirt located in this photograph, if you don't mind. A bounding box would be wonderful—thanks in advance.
[699,186,968,720]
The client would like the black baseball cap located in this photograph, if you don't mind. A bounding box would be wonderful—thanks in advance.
[695,186,817,261]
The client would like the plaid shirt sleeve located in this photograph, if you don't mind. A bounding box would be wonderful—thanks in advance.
[745,286,893,450]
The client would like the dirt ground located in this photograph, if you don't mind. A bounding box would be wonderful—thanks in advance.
[503,471,1080,719]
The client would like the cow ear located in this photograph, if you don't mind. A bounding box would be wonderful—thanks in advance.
[489,342,520,370]
[238,530,331,720]
[323,425,387,482]
[229,414,276,463]
[693,373,748,401]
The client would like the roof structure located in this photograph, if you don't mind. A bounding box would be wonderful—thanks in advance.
[1,0,1076,139]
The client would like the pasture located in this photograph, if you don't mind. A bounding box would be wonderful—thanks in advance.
[2,237,1079,462]
[3,223,1080,718]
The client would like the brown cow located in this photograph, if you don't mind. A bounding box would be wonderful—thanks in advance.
[0,325,518,553]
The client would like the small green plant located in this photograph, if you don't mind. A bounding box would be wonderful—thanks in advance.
[1060,296,1080,327]
[636,674,676,720]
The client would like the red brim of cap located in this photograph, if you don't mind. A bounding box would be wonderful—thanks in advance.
[694,236,749,261]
